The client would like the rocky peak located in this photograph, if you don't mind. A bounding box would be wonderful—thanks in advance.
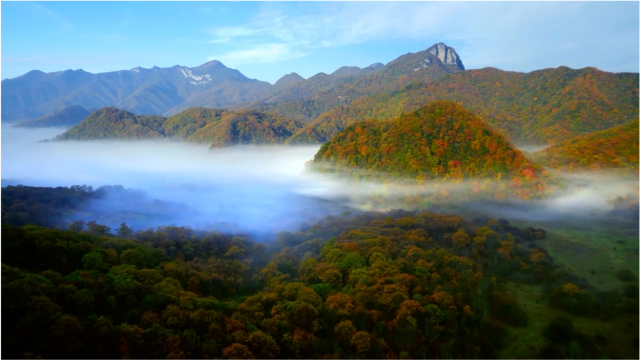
[382,42,465,77]
[426,43,464,70]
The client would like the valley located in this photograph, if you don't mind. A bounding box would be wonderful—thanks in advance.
[2,26,638,360]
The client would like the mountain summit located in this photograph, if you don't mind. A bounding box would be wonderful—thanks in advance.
[427,42,465,70]
[381,42,465,78]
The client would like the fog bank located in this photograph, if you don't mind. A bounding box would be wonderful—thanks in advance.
[2,125,637,236]
[1,125,350,235]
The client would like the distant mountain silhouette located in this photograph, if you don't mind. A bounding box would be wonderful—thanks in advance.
[2,43,465,123]
[12,105,91,128]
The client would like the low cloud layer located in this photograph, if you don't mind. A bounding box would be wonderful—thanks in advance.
[2,125,637,237]
[1,125,349,235]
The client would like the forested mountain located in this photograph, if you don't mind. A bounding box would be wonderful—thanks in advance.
[310,101,547,199]
[1,61,272,122]
[243,43,465,122]
[53,107,304,146]
[11,105,92,128]
[288,67,639,145]
[531,119,639,172]
[271,72,306,92]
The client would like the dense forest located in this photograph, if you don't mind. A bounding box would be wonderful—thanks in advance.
[531,119,639,172]
[311,101,548,200]
[287,67,639,145]
[4,185,637,359]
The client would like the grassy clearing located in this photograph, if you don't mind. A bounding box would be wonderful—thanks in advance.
[499,281,639,359]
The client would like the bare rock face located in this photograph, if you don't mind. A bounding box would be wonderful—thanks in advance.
[429,43,462,67]
[408,42,465,73]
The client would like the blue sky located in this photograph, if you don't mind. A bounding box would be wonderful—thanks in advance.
[2,1,639,83]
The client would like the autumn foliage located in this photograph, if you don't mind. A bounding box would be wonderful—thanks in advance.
[287,67,638,145]
[55,107,304,147]
[310,100,547,199]
[2,202,561,359]
[532,119,639,172]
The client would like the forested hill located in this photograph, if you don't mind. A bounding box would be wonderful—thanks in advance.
[531,119,639,172]
[53,107,304,147]
[310,101,547,199]
[11,105,92,128]
[53,107,167,140]
[287,67,639,145]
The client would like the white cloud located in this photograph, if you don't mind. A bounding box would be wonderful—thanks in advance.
[206,2,638,72]
[209,43,308,66]
[31,2,72,31]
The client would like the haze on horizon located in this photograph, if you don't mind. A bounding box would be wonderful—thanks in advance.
[2,1,638,83]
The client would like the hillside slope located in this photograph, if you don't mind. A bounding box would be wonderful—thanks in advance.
[310,100,547,198]
[53,107,166,140]
[202,110,304,148]
[11,105,91,128]
[288,67,638,145]
[532,119,639,171]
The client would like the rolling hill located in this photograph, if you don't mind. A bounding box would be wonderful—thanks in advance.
[287,67,639,145]
[52,107,304,147]
[53,107,166,140]
[531,119,639,172]
[309,100,547,199]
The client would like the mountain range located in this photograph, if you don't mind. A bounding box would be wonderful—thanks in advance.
[1,60,272,122]
[6,42,638,153]
[1,43,464,123]
[287,67,639,145]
